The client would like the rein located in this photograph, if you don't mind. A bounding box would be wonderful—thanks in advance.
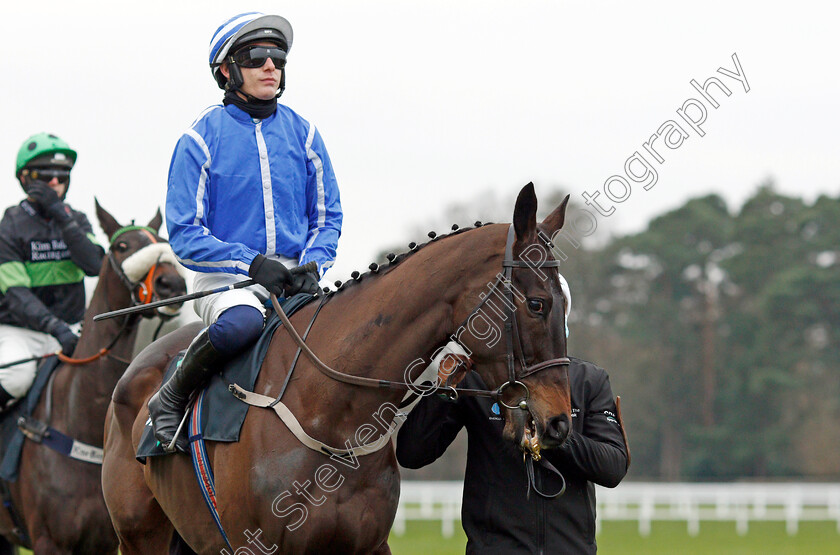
[269,295,495,400]
[56,315,135,366]
[61,225,169,366]
[15,226,166,468]
[232,224,571,498]
[269,225,570,404]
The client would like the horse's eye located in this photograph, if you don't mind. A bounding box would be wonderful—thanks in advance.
[527,298,545,314]
[115,242,129,253]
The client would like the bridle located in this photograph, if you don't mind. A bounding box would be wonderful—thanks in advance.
[460,224,570,410]
[271,224,570,407]
[258,223,571,496]
[15,226,176,481]
[107,225,165,308]
[62,226,167,367]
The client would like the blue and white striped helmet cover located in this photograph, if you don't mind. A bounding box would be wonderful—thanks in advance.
[209,12,261,66]
[208,12,293,71]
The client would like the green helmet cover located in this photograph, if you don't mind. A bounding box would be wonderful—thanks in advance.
[15,133,77,177]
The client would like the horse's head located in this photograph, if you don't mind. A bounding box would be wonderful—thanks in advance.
[452,184,572,455]
[95,199,187,318]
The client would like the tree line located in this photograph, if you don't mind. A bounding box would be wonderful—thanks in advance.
[391,183,840,481]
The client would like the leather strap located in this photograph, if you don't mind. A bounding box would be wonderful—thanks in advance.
[230,384,392,458]
[272,294,329,407]
[17,416,103,464]
[270,295,498,400]
[524,455,566,500]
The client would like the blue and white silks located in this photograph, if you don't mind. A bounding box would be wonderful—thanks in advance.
[166,103,342,277]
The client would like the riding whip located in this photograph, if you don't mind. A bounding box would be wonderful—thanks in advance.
[0,352,58,370]
[92,261,318,322]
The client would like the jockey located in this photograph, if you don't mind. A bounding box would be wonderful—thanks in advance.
[0,133,105,410]
[149,12,342,452]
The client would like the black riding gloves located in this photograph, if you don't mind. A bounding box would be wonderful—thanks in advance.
[288,271,320,296]
[52,323,79,356]
[27,183,71,222]
[248,254,293,298]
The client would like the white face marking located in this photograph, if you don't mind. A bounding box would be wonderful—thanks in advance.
[120,243,184,283]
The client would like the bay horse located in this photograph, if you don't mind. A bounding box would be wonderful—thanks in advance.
[0,201,187,554]
[103,183,572,554]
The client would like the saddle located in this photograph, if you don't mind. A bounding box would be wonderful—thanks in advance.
[0,356,62,481]
[136,293,315,462]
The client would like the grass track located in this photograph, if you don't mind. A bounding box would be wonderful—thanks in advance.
[388,520,840,554]
[16,520,840,554]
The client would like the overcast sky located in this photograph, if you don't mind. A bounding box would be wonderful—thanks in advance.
[2,0,838,282]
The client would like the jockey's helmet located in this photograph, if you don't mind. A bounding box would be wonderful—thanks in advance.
[15,133,77,191]
[208,13,293,94]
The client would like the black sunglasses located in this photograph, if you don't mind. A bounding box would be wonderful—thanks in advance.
[230,45,287,69]
[28,167,71,185]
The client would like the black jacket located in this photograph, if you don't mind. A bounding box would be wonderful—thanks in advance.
[0,200,104,335]
[396,357,628,555]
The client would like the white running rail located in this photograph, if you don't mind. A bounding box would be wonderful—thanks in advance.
[393,481,840,538]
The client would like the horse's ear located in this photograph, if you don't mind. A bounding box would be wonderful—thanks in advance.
[541,194,571,234]
[95,198,121,240]
[513,182,538,241]
[147,208,163,233]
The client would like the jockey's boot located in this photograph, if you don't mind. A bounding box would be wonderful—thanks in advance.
[147,329,219,453]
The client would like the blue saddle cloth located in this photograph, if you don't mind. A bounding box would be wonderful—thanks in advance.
[0,356,62,482]
[136,293,316,462]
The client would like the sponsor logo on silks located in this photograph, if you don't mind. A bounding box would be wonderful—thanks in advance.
[488,402,503,421]
[29,239,71,262]
[604,409,618,424]
[571,407,581,418]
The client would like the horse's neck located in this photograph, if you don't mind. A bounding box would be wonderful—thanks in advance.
[341,228,504,373]
[51,273,139,442]
[286,228,503,439]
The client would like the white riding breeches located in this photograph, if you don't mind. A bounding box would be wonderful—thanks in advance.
[192,255,297,326]
[0,324,61,398]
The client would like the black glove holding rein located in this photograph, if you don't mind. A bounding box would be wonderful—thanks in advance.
[287,272,320,296]
[248,254,293,298]
[52,323,79,356]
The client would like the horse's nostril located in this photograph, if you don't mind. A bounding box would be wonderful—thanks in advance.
[546,414,570,442]
[155,276,185,298]
[154,277,171,295]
